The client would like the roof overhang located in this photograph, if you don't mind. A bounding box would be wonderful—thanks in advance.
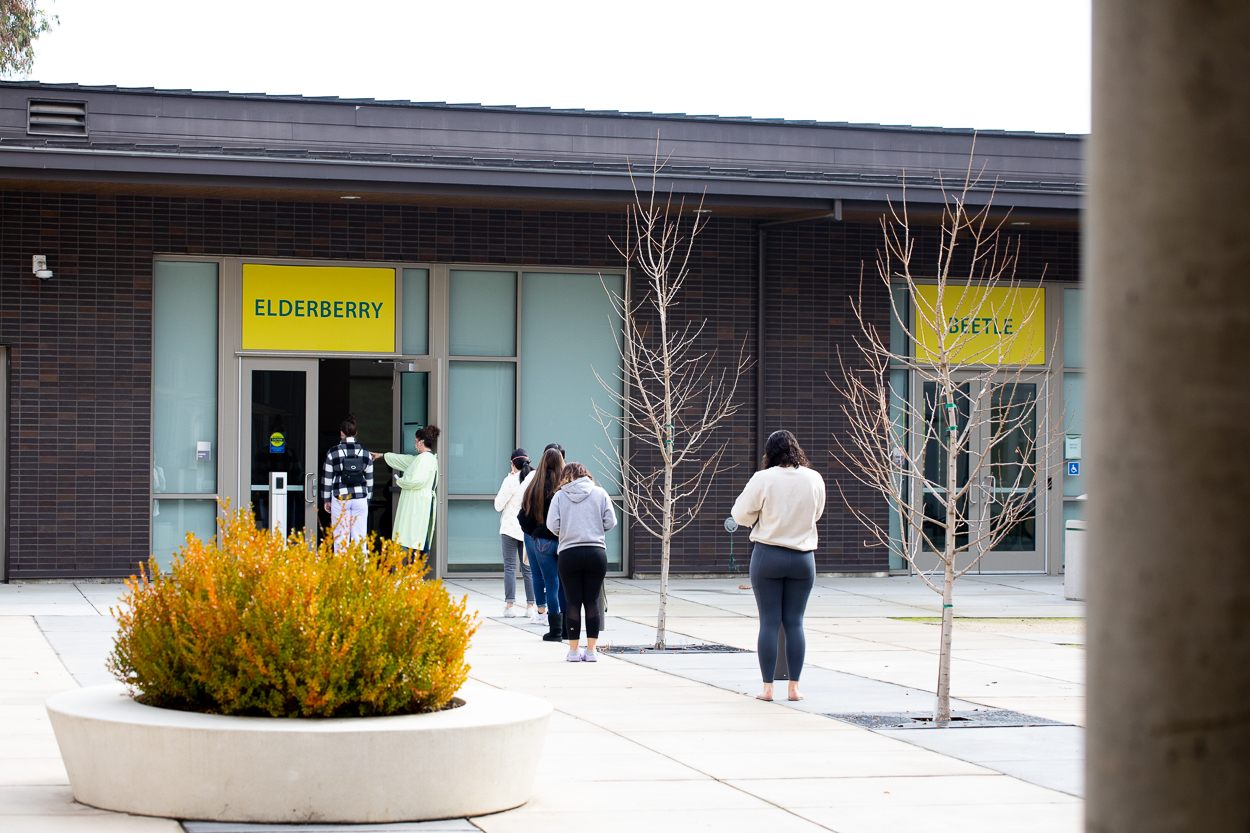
[0,143,1082,223]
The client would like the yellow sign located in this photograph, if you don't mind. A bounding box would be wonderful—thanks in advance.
[914,286,1045,365]
[269,432,285,453]
[242,265,395,352]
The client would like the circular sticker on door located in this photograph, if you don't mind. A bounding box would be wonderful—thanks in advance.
[270,431,285,453]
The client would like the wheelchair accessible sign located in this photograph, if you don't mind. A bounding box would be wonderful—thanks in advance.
[242,264,396,352]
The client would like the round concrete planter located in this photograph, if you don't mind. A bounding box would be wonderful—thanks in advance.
[46,683,551,823]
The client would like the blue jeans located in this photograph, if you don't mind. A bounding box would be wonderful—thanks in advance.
[526,535,565,616]
[525,534,547,608]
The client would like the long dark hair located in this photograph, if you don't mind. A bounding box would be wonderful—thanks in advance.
[764,430,809,469]
[339,413,358,437]
[522,447,565,526]
[510,448,532,483]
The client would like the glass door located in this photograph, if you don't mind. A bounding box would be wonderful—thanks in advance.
[241,358,319,538]
[976,378,1045,571]
[912,371,1047,574]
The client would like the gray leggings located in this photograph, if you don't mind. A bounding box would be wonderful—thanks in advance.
[502,535,534,604]
[749,543,816,682]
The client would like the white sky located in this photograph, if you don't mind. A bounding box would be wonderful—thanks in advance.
[18,0,1090,135]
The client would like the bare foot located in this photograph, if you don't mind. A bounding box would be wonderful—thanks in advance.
[756,683,775,701]
[788,683,803,701]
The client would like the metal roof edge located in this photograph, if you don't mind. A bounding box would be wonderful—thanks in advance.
[0,143,1084,202]
[1,80,1087,141]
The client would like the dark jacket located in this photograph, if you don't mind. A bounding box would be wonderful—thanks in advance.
[518,487,558,541]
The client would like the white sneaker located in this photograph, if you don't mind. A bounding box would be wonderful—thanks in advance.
[525,604,537,621]
[566,650,583,662]
[582,648,598,662]
[529,608,544,624]
[503,605,518,618]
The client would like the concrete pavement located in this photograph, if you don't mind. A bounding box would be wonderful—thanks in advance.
[0,575,1084,832]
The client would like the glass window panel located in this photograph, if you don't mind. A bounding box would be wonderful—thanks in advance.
[449,270,516,356]
[989,383,1038,551]
[447,498,622,574]
[1064,288,1084,368]
[520,272,625,495]
[153,261,218,495]
[448,361,515,494]
[401,372,429,455]
[606,501,623,571]
[1064,373,1086,497]
[250,370,307,535]
[151,499,217,572]
[890,285,910,357]
[921,382,970,551]
[446,500,503,571]
[402,268,429,355]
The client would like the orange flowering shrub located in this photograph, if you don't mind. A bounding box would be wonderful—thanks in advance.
[108,505,478,718]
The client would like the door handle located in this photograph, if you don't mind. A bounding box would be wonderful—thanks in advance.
[983,475,996,504]
[304,472,317,503]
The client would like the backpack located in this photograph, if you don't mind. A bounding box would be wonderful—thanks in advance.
[340,446,369,489]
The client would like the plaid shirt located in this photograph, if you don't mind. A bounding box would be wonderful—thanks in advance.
[321,437,374,502]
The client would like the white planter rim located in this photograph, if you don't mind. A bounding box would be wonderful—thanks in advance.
[48,682,552,823]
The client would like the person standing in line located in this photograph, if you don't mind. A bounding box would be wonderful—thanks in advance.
[322,414,373,552]
[370,425,440,558]
[494,448,536,618]
[548,462,617,663]
[519,447,566,642]
[730,430,825,702]
[520,443,564,624]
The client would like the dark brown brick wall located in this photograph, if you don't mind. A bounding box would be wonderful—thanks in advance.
[618,216,760,576]
[0,191,1078,577]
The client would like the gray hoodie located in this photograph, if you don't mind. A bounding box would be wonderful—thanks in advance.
[547,476,618,553]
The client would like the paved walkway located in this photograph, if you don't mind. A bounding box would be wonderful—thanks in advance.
[0,575,1085,832]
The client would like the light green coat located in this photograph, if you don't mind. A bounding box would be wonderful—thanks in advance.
[384,451,438,551]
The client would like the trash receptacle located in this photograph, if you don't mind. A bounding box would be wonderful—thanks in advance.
[1064,520,1087,601]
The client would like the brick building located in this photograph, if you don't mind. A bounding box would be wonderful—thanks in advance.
[0,82,1082,580]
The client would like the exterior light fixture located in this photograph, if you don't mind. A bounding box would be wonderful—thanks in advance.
[693,209,712,214]
[340,195,362,200]
[1010,221,1030,226]
[32,254,53,280]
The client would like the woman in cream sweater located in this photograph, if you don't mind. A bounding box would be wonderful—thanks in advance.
[731,430,826,702]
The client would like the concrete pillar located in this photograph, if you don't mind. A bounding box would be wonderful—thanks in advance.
[1088,2,1250,831]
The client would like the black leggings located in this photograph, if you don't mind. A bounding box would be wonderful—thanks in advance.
[749,543,816,682]
[557,545,608,640]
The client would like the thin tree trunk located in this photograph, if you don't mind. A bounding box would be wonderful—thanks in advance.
[657,532,670,650]
[936,381,957,722]
[656,283,674,650]
[936,563,954,721]
[657,424,674,649]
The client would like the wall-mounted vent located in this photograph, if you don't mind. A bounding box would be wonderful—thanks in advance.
[27,99,88,137]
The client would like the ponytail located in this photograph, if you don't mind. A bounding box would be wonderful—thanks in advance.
[511,448,533,483]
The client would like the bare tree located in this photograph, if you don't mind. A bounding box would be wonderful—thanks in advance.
[834,147,1059,720]
[594,150,750,649]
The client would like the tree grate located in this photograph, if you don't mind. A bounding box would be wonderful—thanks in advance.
[827,709,1071,729]
[598,644,751,655]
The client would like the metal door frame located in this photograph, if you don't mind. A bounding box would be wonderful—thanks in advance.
[239,357,321,538]
[909,369,1050,575]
